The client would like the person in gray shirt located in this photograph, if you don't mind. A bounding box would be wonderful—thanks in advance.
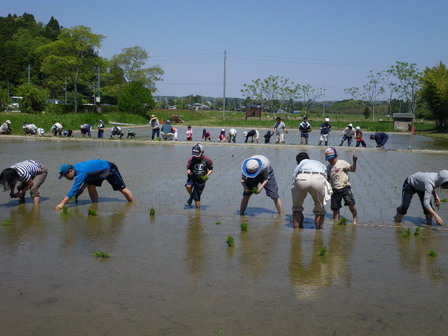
[394,170,448,226]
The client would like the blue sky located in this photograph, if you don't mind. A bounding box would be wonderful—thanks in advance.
[3,0,448,100]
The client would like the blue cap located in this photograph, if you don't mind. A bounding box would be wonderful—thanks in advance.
[59,164,72,179]
[241,158,263,178]
[325,147,338,161]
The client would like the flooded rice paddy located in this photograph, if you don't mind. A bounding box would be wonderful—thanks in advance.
[0,136,448,335]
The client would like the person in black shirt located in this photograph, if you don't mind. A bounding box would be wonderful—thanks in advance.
[185,144,213,209]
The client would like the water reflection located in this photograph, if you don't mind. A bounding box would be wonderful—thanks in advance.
[239,219,281,282]
[289,225,357,300]
[395,225,447,284]
[0,205,44,251]
[185,212,207,282]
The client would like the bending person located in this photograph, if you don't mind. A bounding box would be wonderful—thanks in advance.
[0,159,47,205]
[56,159,134,210]
[394,170,448,226]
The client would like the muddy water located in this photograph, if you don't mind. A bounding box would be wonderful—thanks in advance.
[1,139,448,335]
[69,125,448,150]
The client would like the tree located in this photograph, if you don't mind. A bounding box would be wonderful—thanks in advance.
[420,62,448,128]
[38,25,104,112]
[388,61,422,117]
[118,81,155,116]
[16,82,49,113]
[345,70,384,121]
[296,84,326,114]
[241,75,291,114]
[110,46,163,92]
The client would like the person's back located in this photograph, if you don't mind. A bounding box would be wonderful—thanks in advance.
[161,123,173,133]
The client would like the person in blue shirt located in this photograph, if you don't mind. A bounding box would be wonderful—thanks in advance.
[56,159,134,210]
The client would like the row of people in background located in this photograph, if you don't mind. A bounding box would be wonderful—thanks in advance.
[2,118,388,148]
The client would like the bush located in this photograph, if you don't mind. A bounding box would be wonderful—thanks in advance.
[16,83,49,113]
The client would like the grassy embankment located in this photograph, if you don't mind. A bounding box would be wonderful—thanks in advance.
[0,109,440,134]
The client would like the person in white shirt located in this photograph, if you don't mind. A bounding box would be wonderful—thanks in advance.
[291,152,332,229]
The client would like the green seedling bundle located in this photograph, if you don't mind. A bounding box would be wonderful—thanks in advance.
[92,251,110,259]
[226,236,235,247]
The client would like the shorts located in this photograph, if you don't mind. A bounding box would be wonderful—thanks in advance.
[243,171,279,200]
[330,186,356,211]
[185,176,206,201]
[88,162,126,191]
[319,134,329,141]
[300,132,309,138]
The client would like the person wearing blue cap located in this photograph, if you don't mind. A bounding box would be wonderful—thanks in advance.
[56,159,134,210]
[185,143,213,209]
[240,155,283,216]
[325,147,358,224]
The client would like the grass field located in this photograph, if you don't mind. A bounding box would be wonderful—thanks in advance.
[0,109,440,134]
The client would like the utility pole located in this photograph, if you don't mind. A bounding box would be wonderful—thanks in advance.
[222,50,227,120]
[97,66,101,104]
[27,64,31,83]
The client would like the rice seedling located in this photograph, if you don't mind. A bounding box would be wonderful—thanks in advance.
[92,251,110,259]
[2,218,12,226]
[149,208,156,216]
[240,222,248,232]
[318,247,328,256]
[414,227,421,236]
[88,208,97,216]
[251,187,259,194]
[440,199,447,203]
[215,221,222,225]
[337,217,348,225]
[428,250,438,257]
[402,227,411,238]
[61,205,70,215]
[201,175,209,181]
[226,236,235,247]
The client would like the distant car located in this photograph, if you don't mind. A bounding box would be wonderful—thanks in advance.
[292,110,301,114]
[47,99,64,104]
[167,105,177,110]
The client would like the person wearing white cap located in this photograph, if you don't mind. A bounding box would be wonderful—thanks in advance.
[240,155,283,216]
[318,118,331,146]
[218,129,227,142]
[355,126,366,148]
[228,128,237,143]
[50,122,63,136]
[1,120,13,134]
[185,143,213,209]
[339,123,355,146]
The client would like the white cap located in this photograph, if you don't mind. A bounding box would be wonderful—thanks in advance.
[356,126,360,130]
[243,131,248,136]
[6,120,11,124]
[221,129,225,132]
[348,123,353,127]
[325,118,329,122]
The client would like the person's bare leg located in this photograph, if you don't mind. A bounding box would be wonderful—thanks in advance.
[425,214,433,225]
[293,211,304,228]
[349,205,358,224]
[274,198,284,215]
[195,200,201,210]
[120,187,134,202]
[33,196,40,205]
[394,213,403,222]
[87,185,99,203]
[315,214,325,229]
[333,210,340,220]
[240,195,251,215]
